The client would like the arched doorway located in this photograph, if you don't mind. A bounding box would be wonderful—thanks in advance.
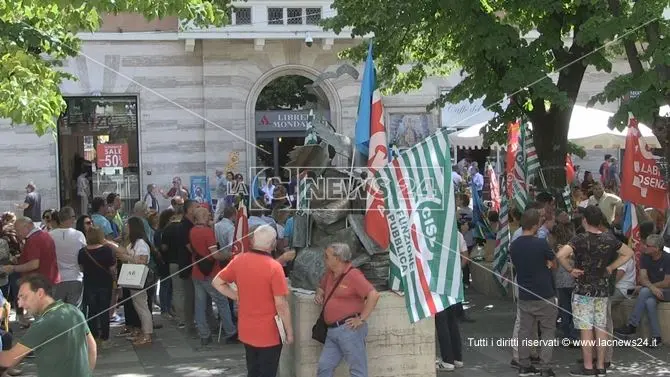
[253,74,331,180]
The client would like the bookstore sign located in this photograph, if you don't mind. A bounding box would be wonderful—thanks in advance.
[256,111,311,132]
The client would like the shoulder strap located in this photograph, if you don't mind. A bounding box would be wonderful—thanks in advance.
[83,247,113,277]
[322,268,352,311]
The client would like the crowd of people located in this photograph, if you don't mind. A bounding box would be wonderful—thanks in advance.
[444,156,669,377]
[505,185,667,377]
[0,170,388,377]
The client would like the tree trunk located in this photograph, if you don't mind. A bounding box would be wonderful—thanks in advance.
[529,107,571,189]
[650,115,670,190]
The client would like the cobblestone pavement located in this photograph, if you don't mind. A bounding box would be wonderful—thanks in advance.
[9,289,670,376]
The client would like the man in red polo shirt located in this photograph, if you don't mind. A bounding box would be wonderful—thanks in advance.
[1,217,60,284]
[189,208,237,346]
[213,224,293,377]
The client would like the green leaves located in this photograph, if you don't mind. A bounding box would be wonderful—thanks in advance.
[327,0,669,187]
[0,0,230,135]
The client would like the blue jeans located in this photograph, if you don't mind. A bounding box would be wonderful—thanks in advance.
[159,278,173,314]
[628,287,670,337]
[557,287,578,340]
[193,278,236,339]
[317,322,369,377]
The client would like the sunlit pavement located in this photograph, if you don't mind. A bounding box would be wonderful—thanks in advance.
[10,291,669,376]
[443,289,670,376]
[12,310,248,377]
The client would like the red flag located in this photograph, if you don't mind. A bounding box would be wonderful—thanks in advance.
[505,121,521,198]
[231,201,249,255]
[620,114,668,209]
[362,70,390,249]
[565,154,576,184]
[487,164,501,212]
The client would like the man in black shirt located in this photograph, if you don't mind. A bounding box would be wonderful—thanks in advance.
[169,200,198,330]
[616,234,670,346]
[510,208,558,377]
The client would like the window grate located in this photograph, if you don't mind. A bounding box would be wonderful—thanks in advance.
[268,8,284,25]
[234,7,251,25]
[287,8,303,25]
[306,8,322,24]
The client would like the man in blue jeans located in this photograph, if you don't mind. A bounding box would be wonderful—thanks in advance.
[315,243,380,377]
[615,234,670,346]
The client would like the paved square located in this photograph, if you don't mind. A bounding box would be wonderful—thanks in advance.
[9,290,669,376]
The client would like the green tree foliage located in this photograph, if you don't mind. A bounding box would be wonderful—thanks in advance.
[325,0,669,187]
[255,75,319,110]
[589,0,670,182]
[0,0,229,135]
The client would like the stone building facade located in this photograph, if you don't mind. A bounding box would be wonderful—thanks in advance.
[0,3,628,213]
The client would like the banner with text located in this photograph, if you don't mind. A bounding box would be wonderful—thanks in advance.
[96,143,129,168]
[621,115,668,210]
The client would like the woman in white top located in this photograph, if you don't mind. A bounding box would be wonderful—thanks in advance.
[118,217,154,345]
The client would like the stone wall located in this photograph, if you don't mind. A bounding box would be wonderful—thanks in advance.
[279,289,436,377]
[0,37,628,211]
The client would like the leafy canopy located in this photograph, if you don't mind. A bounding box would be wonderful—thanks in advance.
[256,75,320,111]
[0,0,230,135]
[325,0,668,170]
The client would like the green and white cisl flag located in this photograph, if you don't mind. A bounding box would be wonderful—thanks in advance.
[377,130,463,323]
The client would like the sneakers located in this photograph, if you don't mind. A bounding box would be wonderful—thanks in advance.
[614,324,636,336]
[511,359,521,369]
[454,360,464,368]
[200,336,213,346]
[576,359,611,369]
[596,369,606,376]
[519,365,540,376]
[569,365,597,376]
[541,369,556,377]
[436,360,455,371]
[647,337,662,348]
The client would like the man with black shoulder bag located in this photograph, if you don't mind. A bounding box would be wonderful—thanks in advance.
[189,208,238,346]
[313,243,380,377]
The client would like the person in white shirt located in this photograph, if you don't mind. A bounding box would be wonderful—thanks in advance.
[77,172,89,215]
[50,207,87,307]
[117,217,153,345]
[451,166,463,188]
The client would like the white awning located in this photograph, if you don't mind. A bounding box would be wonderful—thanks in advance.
[447,105,660,150]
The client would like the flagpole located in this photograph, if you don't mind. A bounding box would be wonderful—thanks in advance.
[346,145,359,228]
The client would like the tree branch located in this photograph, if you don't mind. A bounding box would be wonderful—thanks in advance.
[607,0,644,75]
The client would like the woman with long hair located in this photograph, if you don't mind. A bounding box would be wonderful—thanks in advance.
[41,209,58,231]
[78,226,116,349]
[119,217,154,345]
[75,215,93,235]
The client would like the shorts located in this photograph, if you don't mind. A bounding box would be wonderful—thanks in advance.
[572,294,608,330]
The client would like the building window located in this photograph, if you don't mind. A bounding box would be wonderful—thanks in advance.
[57,96,140,216]
[268,7,284,25]
[306,8,322,24]
[234,7,251,25]
[287,8,303,25]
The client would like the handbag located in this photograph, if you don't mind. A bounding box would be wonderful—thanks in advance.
[118,241,152,289]
[118,263,150,289]
[312,268,352,344]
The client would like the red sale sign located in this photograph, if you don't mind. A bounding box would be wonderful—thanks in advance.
[97,144,129,168]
